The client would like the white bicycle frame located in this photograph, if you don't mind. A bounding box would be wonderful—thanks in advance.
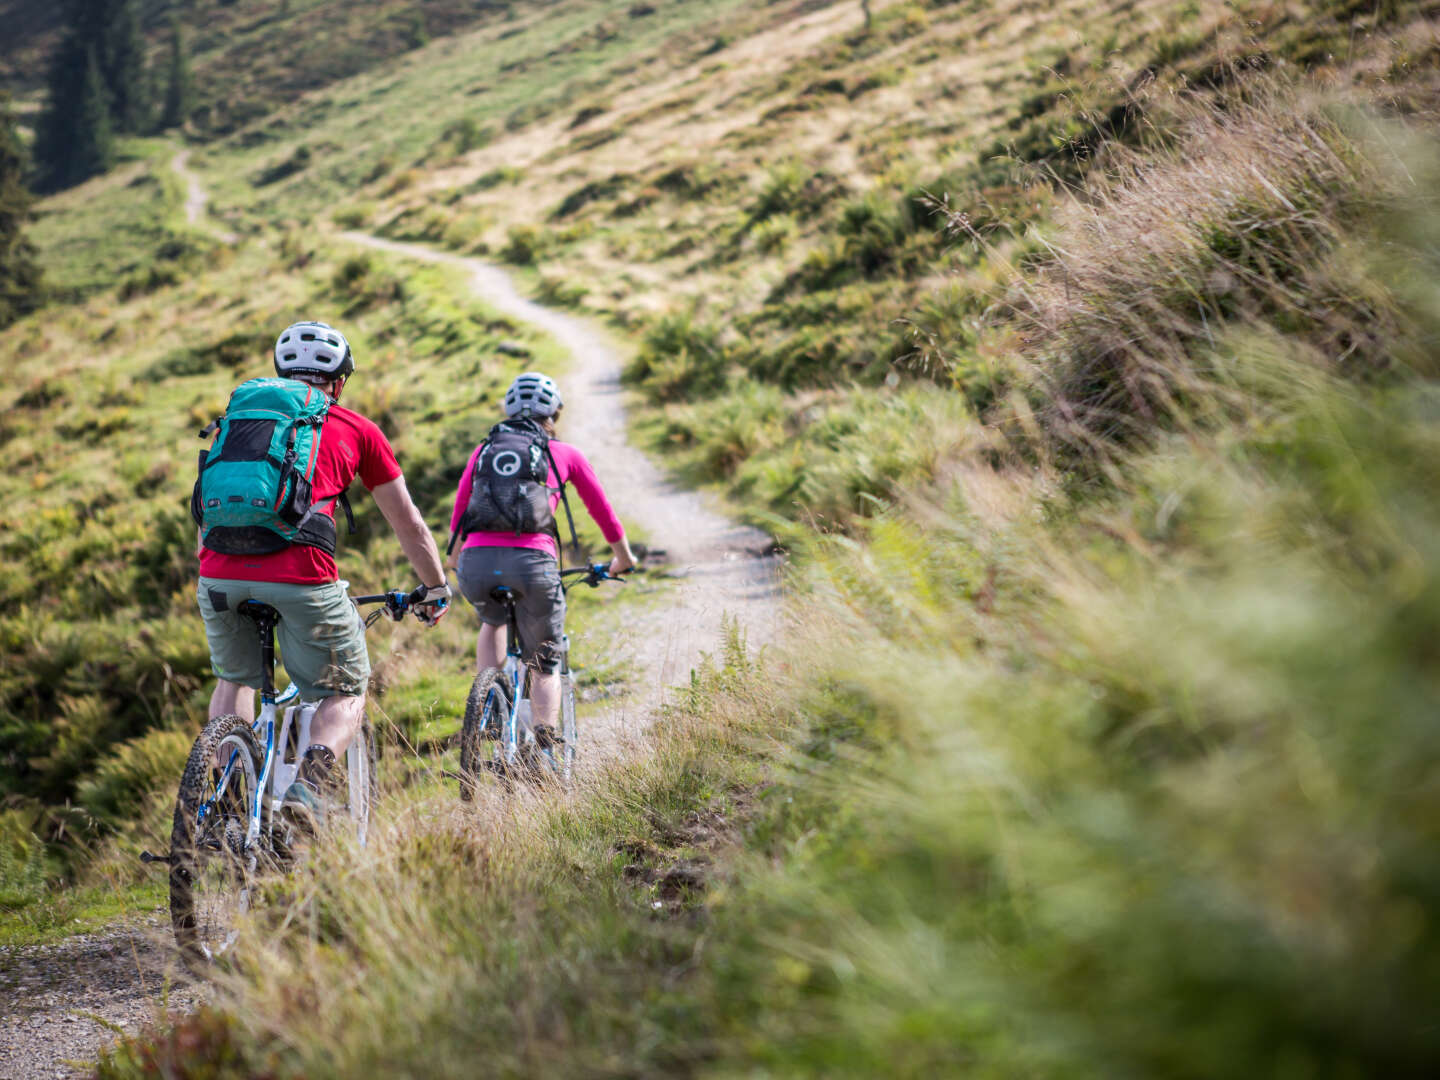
[494,633,570,775]
[203,582,374,852]
[204,682,371,848]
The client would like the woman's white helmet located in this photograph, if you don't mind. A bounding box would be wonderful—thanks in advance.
[274,321,354,382]
[504,372,562,418]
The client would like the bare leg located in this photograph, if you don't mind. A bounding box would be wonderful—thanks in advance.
[209,680,256,767]
[209,679,255,722]
[308,693,366,757]
[476,623,506,671]
[530,670,561,729]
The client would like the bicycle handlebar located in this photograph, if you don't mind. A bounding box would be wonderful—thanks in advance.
[354,588,418,627]
[560,563,629,593]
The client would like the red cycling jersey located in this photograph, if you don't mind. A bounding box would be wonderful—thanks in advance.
[198,402,402,584]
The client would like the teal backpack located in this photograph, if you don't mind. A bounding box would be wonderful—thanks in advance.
[191,377,347,556]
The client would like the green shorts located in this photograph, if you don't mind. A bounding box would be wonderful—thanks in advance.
[197,577,370,700]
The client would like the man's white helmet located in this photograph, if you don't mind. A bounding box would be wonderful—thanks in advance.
[504,372,562,418]
[274,321,354,382]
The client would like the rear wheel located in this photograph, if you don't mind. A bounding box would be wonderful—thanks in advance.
[459,669,511,802]
[168,714,264,972]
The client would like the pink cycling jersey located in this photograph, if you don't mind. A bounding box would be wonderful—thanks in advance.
[449,439,624,561]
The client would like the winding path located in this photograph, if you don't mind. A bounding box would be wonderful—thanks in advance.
[342,233,782,746]
[172,149,238,244]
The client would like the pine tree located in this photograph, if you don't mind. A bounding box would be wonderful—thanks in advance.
[33,0,146,188]
[0,94,45,329]
[161,18,194,131]
[102,0,148,134]
[69,47,116,186]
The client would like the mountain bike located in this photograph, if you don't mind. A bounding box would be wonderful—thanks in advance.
[458,563,622,799]
[143,584,423,970]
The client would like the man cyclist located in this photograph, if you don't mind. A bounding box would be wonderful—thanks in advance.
[195,320,451,823]
[446,372,636,748]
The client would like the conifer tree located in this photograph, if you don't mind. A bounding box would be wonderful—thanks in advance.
[74,47,116,182]
[0,94,45,329]
[33,0,145,188]
[102,0,149,134]
[161,19,194,131]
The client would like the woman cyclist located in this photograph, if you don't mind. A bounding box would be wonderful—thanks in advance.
[446,372,636,746]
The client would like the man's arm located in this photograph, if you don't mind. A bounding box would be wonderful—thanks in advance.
[371,475,446,587]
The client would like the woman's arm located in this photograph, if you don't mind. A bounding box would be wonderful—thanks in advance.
[554,443,634,573]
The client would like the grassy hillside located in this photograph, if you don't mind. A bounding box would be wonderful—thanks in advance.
[202,0,1439,528]
[2,0,1440,1074]
[0,0,527,124]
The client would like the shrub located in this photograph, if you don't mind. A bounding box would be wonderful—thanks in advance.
[552,174,629,219]
[471,166,523,191]
[1005,87,1408,462]
[76,727,192,830]
[252,143,312,186]
[534,273,589,308]
[625,311,733,401]
[332,205,372,229]
[499,224,550,265]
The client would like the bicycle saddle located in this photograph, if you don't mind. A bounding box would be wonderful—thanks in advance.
[237,600,282,623]
[489,586,515,604]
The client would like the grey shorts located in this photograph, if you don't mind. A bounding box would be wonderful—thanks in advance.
[197,577,371,700]
[456,547,565,673]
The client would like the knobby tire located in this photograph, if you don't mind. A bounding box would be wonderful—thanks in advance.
[168,713,263,972]
[458,668,511,802]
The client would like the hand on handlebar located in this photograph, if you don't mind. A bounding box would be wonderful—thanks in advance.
[409,583,452,627]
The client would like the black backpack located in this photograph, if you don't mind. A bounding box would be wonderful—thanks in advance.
[453,419,578,554]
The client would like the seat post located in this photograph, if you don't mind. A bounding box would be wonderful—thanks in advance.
[239,601,281,704]
[255,609,278,703]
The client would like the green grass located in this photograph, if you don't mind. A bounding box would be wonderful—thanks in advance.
[93,62,1440,1076]
[26,137,192,298]
[0,215,570,892]
[0,880,167,947]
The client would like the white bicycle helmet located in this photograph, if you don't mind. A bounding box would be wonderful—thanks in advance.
[274,321,354,382]
[504,371,562,418]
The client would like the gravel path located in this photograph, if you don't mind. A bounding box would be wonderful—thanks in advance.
[172,149,238,244]
[0,920,203,1079]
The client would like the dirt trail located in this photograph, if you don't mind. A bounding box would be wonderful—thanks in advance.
[344,233,781,746]
[172,149,237,244]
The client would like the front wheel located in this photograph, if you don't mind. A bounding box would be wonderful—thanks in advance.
[458,668,511,802]
[339,715,378,845]
[168,713,264,971]
[558,673,577,784]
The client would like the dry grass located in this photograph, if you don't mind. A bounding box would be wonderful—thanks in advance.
[979,81,1430,468]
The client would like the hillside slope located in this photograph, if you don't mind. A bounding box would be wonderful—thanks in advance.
[2,0,1440,1075]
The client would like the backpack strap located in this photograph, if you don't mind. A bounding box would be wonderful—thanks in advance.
[335,489,356,535]
[544,443,581,563]
[290,488,355,542]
